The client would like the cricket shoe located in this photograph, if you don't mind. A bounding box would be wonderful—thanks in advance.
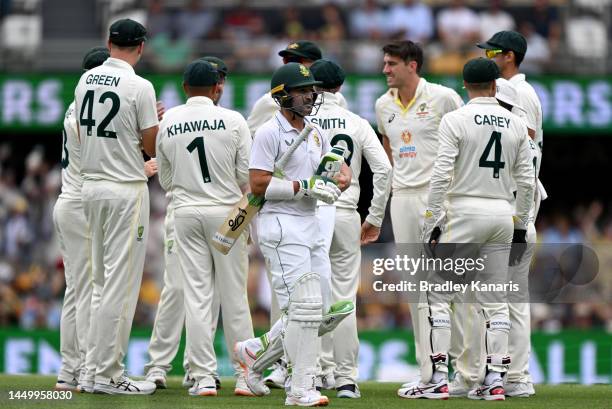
[337,383,361,398]
[504,382,535,397]
[93,375,156,395]
[182,371,195,388]
[285,389,329,407]
[235,373,257,396]
[188,379,217,396]
[468,381,506,401]
[145,369,167,389]
[265,361,289,389]
[214,375,221,390]
[55,377,78,391]
[449,373,470,397]
[234,340,270,396]
[397,379,449,399]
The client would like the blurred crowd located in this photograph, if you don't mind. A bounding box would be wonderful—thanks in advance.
[1,0,610,74]
[1,143,611,332]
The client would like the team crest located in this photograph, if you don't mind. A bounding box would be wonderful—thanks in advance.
[313,131,320,147]
[167,239,174,253]
[401,130,412,144]
[299,64,310,77]
[417,102,429,117]
[288,43,299,49]
[137,225,144,241]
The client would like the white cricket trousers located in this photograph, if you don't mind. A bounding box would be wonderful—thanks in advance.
[389,189,429,373]
[53,197,92,382]
[451,223,536,385]
[144,204,188,375]
[321,208,361,387]
[174,205,253,383]
[81,180,149,385]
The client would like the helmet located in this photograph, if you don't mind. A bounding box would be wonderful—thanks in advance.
[270,63,322,117]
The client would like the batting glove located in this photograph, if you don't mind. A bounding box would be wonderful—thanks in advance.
[422,210,442,258]
[316,145,346,179]
[296,176,339,204]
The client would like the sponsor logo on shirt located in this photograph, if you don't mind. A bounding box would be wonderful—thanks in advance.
[313,131,320,147]
[388,113,395,123]
[399,129,417,158]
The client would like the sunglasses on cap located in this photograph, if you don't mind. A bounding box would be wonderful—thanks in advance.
[485,49,505,59]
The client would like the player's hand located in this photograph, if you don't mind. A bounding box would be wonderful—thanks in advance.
[509,229,527,266]
[298,176,339,204]
[156,101,165,121]
[360,221,381,245]
[144,158,158,177]
[422,210,441,257]
[334,171,350,192]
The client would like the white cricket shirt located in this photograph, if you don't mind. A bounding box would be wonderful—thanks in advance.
[250,111,330,216]
[157,96,251,210]
[58,102,82,200]
[75,57,159,183]
[375,78,464,191]
[427,97,536,228]
[310,92,391,227]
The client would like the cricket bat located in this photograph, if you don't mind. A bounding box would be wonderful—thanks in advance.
[211,125,313,255]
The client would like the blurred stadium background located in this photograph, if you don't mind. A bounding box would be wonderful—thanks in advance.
[0,0,610,385]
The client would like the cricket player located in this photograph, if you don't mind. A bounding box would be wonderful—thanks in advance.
[234,62,351,406]
[144,56,231,392]
[53,46,109,392]
[398,58,535,400]
[478,31,544,397]
[75,18,159,395]
[155,60,254,396]
[374,40,463,386]
[309,59,392,399]
[247,40,349,388]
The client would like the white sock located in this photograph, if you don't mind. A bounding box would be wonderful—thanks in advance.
[484,371,502,386]
[431,371,446,384]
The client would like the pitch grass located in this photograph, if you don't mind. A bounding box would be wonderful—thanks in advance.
[0,376,610,409]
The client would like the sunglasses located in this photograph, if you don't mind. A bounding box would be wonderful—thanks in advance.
[485,49,505,59]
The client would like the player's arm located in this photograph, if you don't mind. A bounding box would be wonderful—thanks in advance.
[424,115,459,242]
[141,126,158,157]
[155,128,172,191]
[247,94,276,137]
[381,134,394,167]
[235,115,252,188]
[512,134,536,230]
[442,89,465,114]
[374,99,394,166]
[137,82,161,157]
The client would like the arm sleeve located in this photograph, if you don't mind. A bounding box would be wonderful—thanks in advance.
[512,134,536,228]
[517,90,537,132]
[426,115,459,221]
[374,99,386,135]
[442,89,464,115]
[337,92,349,109]
[247,93,277,137]
[235,115,252,186]
[362,120,392,227]
[156,126,172,192]
[249,127,277,172]
[136,81,159,131]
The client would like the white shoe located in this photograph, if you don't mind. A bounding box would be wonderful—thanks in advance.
[318,373,335,390]
[397,379,449,399]
[182,371,195,388]
[145,369,167,389]
[265,361,288,389]
[285,389,329,406]
[93,375,156,395]
[337,383,360,398]
[504,381,535,397]
[234,341,270,396]
[55,378,78,391]
[77,378,94,393]
[449,374,470,397]
[235,373,256,396]
[468,380,505,401]
[188,379,217,396]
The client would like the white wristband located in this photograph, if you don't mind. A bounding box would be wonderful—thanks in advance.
[265,177,295,200]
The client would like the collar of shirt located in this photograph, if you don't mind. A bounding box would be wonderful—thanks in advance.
[321,91,340,106]
[186,96,214,106]
[467,96,499,106]
[103,57,135,74]
[391,77,426,113]
[509,73,526,84]
[274,110,307,134]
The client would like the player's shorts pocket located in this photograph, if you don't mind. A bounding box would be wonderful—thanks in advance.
[258,214,283,248]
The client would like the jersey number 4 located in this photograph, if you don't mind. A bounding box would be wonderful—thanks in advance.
[479,131,505,178]
[79,90,120,138]
[187,137,211,183]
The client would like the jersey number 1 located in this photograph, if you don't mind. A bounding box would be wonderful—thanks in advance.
[479,131,505,178]
[187,137,211,183]
[79,90,120,138]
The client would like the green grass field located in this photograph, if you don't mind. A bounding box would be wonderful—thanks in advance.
[0,376,610,409]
